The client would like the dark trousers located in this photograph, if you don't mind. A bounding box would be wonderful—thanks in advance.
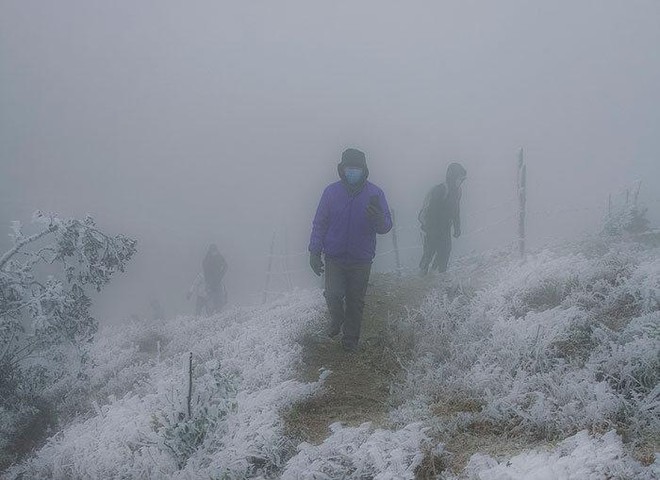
[419,231,452,274]
[195,296,207,316]
[205,285,227,314]
[324,258,372,348]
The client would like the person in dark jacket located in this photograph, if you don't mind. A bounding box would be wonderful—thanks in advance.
[418,163,467,275]
[201,244,228,314]
[309,148,393,352]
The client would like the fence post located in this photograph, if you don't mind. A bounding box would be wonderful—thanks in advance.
[187,352,193,418]
[263,231,276,304]
[517,148,527,259]
[283,227,294,292]
[633,181,642,206]
[391,209,402,277]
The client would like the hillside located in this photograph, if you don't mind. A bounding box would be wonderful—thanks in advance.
[4,235,659,479]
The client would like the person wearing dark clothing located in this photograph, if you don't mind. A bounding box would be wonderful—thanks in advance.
[309,148,393,352]
[418,163,467,275]
[202,244,228,314]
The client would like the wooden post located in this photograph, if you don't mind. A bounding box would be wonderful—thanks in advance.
[517,148,527,259]
[263,231,276,304]
[283,226,294,292]
[633,181,642,206]
[391,209,402,277]
[186,352,193,418]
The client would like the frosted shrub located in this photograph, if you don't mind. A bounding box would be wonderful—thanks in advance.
[5,290,329,479]
[152,365,238,469]
[281,422,431,480]
[393,239,660,444]
[603,202,651,236]
[0,213,136,468]
[460,430,657,480]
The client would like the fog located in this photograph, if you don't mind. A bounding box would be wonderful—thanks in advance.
[1,1,659,322]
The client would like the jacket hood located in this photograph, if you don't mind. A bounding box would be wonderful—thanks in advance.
[338,148,369,187]
[446,162,467,188]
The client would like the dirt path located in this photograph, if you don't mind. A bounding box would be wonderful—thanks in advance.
[284,273,433,444]
[283,272,553,477]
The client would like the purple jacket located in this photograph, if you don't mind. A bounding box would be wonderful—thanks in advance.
[309,181,393,264]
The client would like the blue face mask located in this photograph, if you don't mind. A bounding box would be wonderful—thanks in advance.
[344,167,364,185]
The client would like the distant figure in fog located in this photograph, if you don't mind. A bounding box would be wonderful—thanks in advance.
[187,244,228,315]
[418,163,467,275]
[308,148,392,352]
[187,272,209,316]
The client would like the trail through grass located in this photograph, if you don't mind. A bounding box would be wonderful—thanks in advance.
[284,273,433,445]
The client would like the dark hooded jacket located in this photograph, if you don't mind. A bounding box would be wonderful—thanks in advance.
[419,163,467,235]
[203,247,227,292]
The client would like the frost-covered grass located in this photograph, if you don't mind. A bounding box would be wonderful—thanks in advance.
[390,238,659,472]
[4,291,330,479]
[455,430,659,480]
[282,422,431,480]
[4,237,659,479]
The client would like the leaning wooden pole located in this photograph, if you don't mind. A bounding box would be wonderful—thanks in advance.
[391,209,402,277]
[263,231,276,304]
[517,148,527,259]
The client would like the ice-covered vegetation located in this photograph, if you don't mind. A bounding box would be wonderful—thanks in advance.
[0,212,136,469]
[3,292,330,479]
[603,185,651,236]
[455,430,659,480]
[282,422,431,479]
[390,237,659,470]
[3,236,658,479]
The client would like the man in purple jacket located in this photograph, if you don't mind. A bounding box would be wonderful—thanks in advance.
[308,148,393,352]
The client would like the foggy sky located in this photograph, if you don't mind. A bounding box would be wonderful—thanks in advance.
[1,1,659,321]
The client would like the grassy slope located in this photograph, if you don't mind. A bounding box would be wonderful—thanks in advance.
[284,237,659,477]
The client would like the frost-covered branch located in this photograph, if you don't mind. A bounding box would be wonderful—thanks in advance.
[0,223,57,270]
[0,211,137,467]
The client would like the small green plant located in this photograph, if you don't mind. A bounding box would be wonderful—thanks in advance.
[151,365,238,469]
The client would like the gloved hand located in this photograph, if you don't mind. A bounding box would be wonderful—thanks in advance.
[366,203,385,228]
[309,253,324,276]
[453,227,461,238]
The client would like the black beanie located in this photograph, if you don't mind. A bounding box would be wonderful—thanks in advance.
[340,148,367,167]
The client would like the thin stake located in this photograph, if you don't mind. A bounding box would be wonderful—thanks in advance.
[517,148,527,259]
[187,352,193,418]
[263,231,276,304]
[633,181,642,206]
[391,209,402,277]
[284,226,294,291]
